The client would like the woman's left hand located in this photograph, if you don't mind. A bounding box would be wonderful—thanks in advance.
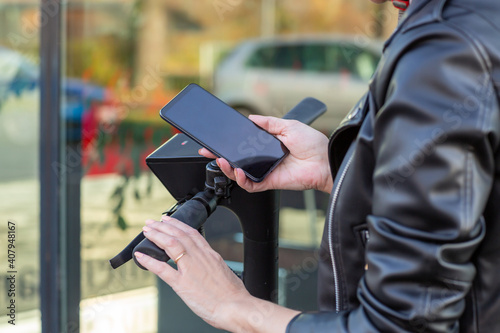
[134,216,250,330]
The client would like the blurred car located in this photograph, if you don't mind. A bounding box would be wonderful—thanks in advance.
[0,47,113,180]
[213,35,382,132]
[0,47,38,103]
[0,46,113,144]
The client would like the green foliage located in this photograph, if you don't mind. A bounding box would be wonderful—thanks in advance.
[117,214,127,231]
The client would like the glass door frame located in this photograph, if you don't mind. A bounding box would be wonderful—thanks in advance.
[40,0,81,332]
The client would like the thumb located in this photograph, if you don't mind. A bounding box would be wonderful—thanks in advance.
[248,115,288,136]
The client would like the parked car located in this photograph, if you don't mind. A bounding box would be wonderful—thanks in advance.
[213,35,382,132]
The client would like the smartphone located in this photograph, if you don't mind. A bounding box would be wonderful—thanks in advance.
[159,84,289,182]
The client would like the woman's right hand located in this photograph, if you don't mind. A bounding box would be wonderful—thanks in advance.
[199,115,333,194]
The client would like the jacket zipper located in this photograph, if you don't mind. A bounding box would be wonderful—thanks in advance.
[328,153,354,313]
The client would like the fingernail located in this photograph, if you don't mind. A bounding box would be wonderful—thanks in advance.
[216,158,220,166]
[143,226,151,233]
[145,219,155,225]
[161,215,170,222]
[134,252,144,258]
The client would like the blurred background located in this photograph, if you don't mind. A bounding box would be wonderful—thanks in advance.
[0,0,397,332]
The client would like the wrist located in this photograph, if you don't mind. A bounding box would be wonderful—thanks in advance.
[219,294,279,332]
[215,292,255,332]
[216,293,300,333]
[319,172,333,193]
[313,155,333,194]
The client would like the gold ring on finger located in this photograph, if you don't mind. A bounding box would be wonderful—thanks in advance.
[174,252,186,264]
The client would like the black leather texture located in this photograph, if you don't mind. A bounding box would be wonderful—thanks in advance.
[288,0,500,331]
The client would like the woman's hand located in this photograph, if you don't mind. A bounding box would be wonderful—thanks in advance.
[134,216,299,332]
[199,115,333,194]
[134,216,249,329]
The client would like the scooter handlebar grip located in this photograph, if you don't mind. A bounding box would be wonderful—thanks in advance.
[282,97,327,125]
[132,199,210,270]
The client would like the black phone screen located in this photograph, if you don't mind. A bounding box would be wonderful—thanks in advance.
[159,84,289,182]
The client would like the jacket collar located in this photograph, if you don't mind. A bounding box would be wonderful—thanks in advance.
[384,0,447,50]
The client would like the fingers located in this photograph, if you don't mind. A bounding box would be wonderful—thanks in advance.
[134,251,178,284]
[234,168,261,193]
[215,158,236,181]
[160,215,204,237]
[145,219,156,225]
[136,219,185,282]
[197,149,239,184]
[143,217,212,256]
[198,122,278,193]
[142,224,190,261]
[146,218,200,243]
[217,162,268,193]
[198,148,217,159]
[248,115,290,137]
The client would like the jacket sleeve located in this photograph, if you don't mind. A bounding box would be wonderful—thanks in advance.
[287,31,500,332]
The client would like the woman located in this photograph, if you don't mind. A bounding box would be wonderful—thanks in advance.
[135,0,500,331]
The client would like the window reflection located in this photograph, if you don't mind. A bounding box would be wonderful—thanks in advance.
[0,3,41,332]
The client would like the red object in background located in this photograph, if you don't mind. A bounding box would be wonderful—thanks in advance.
[79,73,178,177]
[81,103,98,150]
[83,142,155,176]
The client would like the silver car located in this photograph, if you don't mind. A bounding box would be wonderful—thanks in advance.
[213,35,382,132]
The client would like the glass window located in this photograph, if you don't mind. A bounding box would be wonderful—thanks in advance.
[274,45,302,69]
[61,1,174,331]
[354,51,379,80]
[324,44,342,73]
[338,44,380,80]
[247,45,304,70]
[246,42,379,78]
[301,44,326,72]
[0,3,41,332]
[247,45,277,68]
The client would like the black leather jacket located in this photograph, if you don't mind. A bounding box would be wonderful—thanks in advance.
[287,0,500,331]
